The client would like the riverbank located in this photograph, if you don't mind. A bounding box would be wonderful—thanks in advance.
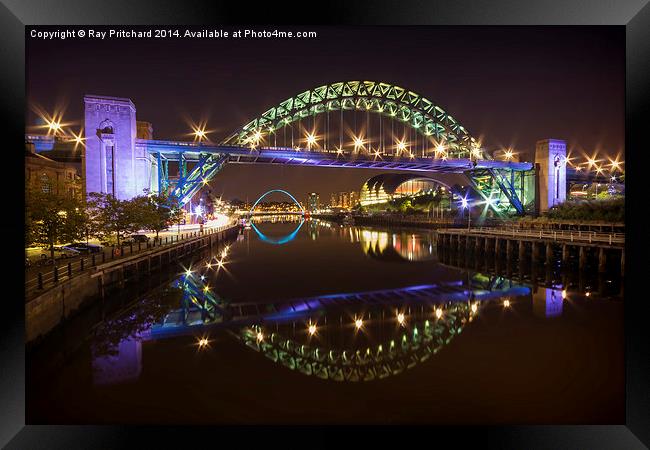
[25,224,240,345]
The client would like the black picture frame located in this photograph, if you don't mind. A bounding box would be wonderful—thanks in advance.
[2,0,648,447]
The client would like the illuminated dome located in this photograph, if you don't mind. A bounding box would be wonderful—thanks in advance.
[359,173,449,206]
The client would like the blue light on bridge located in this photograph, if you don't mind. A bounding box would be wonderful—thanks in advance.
[250,220,305,245]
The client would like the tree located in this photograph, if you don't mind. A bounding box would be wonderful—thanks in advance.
[87,193,142,246]
[140,190,184,240]
[26,185,88,260]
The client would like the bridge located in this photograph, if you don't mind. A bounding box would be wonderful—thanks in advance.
[30,81,593,216]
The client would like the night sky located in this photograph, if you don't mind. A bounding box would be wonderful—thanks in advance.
[26,26,624,202]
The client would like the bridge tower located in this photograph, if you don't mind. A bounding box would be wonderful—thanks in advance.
[83,95,156,200]
[535,139,567,214]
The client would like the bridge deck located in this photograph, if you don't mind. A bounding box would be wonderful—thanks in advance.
[139,140,534,174]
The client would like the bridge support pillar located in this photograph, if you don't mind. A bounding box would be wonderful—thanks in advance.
[494,238,500,254]
[518,240,525,261]
[506,239,512,259]
[621,249,625,277]
[545,242,553,266]
[475,236,481,252]
[579,246,587,271]
[532,242,540,262]
[562,245,569,266]
[484,237,491,253]
[598,248,607,273]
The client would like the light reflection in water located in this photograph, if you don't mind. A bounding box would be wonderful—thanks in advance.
[357,228,436,261]
[89,221,615,386]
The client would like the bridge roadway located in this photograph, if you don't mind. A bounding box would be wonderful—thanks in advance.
[140,140,534,173]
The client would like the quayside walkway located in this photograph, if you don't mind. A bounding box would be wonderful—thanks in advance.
[436,227,625,273]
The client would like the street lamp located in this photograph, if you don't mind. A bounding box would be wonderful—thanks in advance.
[461,196,470,230]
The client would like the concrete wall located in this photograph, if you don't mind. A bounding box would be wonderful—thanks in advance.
[25,271,100,343]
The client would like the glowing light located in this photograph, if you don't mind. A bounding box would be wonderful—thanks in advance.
[396,140,407,154]
[185,269,192,276]
[203,286,210,293]
[206,263,212,269]
[308,323,317,335]
[461,197,469,209]
[256,331,264,342]
[561,289,567,299]
[435,143,446,154]
[48,120,62,134]
[585,292,591,297]
[250,130,263,146]
[608,156,623,172]
[503,299,511,308]
[193,128,206,140]
[353,136,365,151]
[503,149,514,160]
[397,312,405,325]
[306,132,317,148]
[335,146,344,155]
[69,129,86,149]
[471,303,478,314]
[354,318,363,329]
[435,308,443,319]
[197,337,209,348]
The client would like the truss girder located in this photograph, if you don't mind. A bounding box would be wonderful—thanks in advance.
[158,153,228,206]
[466,168,530,216]
[222,81,484,159]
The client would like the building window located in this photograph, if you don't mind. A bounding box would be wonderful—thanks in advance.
[40,173,51,193]
[106,145,115,195]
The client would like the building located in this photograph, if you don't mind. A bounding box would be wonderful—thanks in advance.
[329,193,338,208]
[359,173,450,207]
[83,95,158,200]
[338,192,349,209]
[307,192,320,211]
[349,191,359,208]
[535,139,567,213]
[25,141,82,199]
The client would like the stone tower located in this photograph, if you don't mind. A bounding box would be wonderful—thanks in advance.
[535,139,567,213]
[83,95,139,200]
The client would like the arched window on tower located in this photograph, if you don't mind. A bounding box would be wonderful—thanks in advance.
[99,118,114,134]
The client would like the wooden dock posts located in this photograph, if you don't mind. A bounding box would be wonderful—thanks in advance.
[436,227,624,276]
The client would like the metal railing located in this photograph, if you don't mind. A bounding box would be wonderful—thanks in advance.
[439,226,625,245]
[25,222,238,297]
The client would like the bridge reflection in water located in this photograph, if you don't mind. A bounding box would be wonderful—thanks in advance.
[92,249,539,386]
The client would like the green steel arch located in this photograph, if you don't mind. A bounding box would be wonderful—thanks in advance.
[238,302,476,382]
[222,81,485,159]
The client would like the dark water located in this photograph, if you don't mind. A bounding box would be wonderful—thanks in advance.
[27,217,624,424]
